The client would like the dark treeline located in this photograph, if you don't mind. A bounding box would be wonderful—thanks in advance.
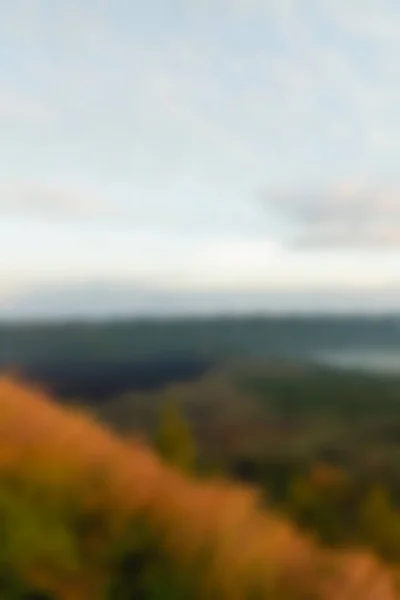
[1,315,400,366]
[1,314,400,403]
[4,358,213,402]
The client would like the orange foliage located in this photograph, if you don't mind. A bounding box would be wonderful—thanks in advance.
[0,376,398,599]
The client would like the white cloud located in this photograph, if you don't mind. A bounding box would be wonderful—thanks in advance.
[171,236,281,287]
[264,180,400,247]
[2,0,400,294]
[323,0,400,42]
[0,181,111,219]
[0,178,269,240]
[0,87,52,121]
[3,0,400,182]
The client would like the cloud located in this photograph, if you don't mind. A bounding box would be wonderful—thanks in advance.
[5,0,399,179]
[6,281,400,319]
[323,0,400,42]
[0,87,52,121]
[0,182,112,220]
[3,0,400,298]
[0,178,269,240]
[3,1,400,176]
[264,181,400,248]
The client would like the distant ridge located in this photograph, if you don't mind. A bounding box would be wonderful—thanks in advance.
[2,281,400,320]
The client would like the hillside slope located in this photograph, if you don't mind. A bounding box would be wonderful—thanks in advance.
[0,376,397,599]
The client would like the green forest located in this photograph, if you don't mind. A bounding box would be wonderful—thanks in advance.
[2,316,400,365]
[2,318,400,598]
[95,365,400,563]
[0,374,399,599]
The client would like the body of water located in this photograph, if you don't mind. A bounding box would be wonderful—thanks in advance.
[316,349,400,374]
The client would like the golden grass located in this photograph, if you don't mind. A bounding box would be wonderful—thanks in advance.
[0,375,398,599]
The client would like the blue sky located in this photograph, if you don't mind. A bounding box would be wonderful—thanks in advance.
[1,0,400,312]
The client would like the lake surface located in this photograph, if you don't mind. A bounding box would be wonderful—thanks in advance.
[315,349,400,374]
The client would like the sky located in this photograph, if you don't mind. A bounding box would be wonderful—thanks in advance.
[1,0,400,315]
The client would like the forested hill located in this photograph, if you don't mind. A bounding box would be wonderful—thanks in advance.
[1,316,400,366]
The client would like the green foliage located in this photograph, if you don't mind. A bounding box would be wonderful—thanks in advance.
[4,316,400,365]
[270,465,400,563]
[358,486,400,561]
[153,399,197,473]
[0,482,79,599]
[0,474,200,600]
[107,521,198,600]
[6,352,400,598]
[286,473,348,545]
[0,482,80,573]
